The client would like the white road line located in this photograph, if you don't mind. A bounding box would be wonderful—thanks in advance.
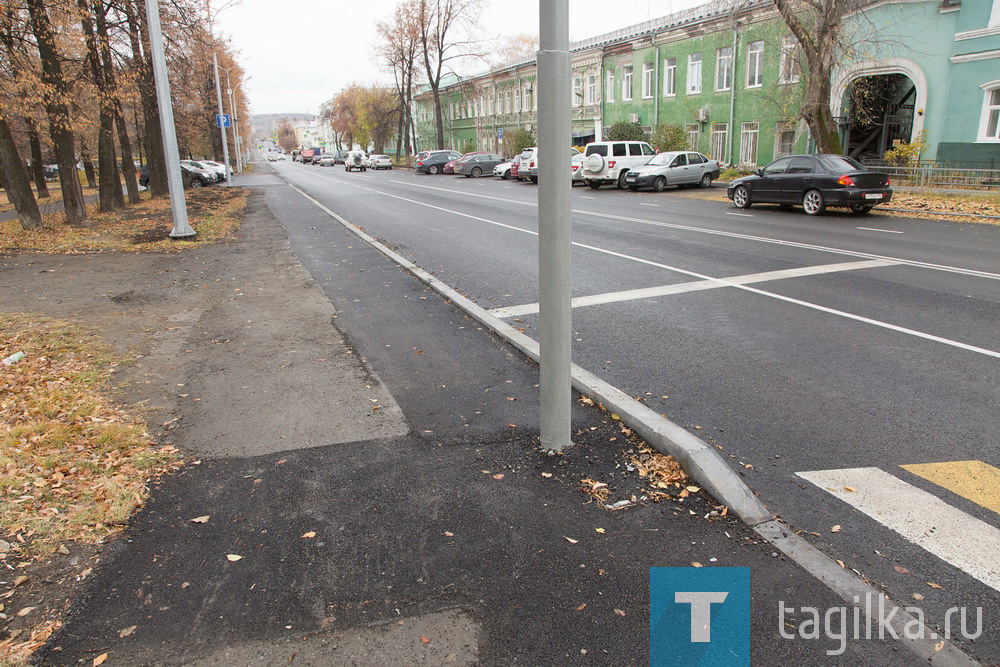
[384,178,999,281]
[491,260,898,318]
[857,227,903,234]
[288,176,1000,358]
[581,196,595,199]
[640,203,660,207]
[797,467,1000,593]
[726,212,754,217]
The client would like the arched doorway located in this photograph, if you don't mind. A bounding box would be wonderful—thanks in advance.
[840,72,916,162]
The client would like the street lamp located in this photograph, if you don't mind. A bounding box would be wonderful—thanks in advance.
[205,0,241,185]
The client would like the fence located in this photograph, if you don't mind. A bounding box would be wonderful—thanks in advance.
[861,160,1000,191]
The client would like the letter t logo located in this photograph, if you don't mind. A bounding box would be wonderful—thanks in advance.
[675,592,729,642]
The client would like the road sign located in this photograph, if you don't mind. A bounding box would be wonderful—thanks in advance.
[216,114,231,128]
[498,127,503,139]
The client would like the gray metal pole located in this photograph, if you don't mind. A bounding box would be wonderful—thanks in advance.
[213,53,232,185]
[144,0,195,239]
[537,0,572,452]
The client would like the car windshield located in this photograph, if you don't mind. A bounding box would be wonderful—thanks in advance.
[648,152,681,166]
[817,155,864,171]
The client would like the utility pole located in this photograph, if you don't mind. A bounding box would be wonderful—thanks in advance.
[212,52,231,185]
[144,0,195,239]
[537,0,572,452]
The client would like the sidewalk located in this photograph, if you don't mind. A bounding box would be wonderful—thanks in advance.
[3,175,916,665]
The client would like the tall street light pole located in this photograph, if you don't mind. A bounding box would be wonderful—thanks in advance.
[145,0,195,238]
[537,0,572,452]
[219,64,243,174]
[212,52,231,185]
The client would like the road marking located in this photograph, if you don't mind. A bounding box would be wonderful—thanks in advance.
[797,467,1000,592]
[581,196,595,199]
[491,259,898,318]
[640,202,660,207]
[290,175,1000,358]
[857,227,903,234]
[901,460,1000,515]
[384,178,999,281]
[726,212,754,217]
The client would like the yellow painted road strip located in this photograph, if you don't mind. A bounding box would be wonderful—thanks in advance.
[901,460,1000,515]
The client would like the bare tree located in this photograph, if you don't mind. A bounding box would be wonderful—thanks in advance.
[377,0,422,162]
[0,117,41,230]
[417,0,484,149]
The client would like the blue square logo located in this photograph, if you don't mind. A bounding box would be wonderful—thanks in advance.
[650,567,750,666]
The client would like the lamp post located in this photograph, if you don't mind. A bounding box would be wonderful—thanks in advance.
[219,64,247,174]
[205,0,239,185]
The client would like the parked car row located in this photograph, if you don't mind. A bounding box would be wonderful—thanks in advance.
[138,160,225,189]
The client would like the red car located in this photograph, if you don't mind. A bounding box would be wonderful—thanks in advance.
[510,155,522,180]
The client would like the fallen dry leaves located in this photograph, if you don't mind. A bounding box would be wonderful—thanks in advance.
[629,445,689,500]
[0,187,248,255]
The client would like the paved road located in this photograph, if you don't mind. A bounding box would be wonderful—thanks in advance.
[269,159,1000,659]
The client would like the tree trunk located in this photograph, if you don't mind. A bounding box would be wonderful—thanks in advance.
[95,0,138,204]
[0,116,42,231]
[26,119,49,199]
[124,0,167,196]
[25,0,88,226]
[83,155,98,189]
[80,0,122,212]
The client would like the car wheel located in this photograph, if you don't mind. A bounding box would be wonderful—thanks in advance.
[802,189,826,215]
[653,176,667,192]
[190,179,203,188]
[699,173,713,188]
[732,185,751,209]
[471,167,482,177]
[503,169,510,180]
[428,165,440,174]
[850,204,873,214]
[587,181,601,190]
[530,176,538,183]
[616,172,628,190]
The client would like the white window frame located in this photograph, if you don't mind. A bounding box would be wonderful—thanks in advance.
[746,41,764,88]
[642,62,655,98]
[716,47,732,92]
[573,76,582,107]
[686,124,700,151]
[978,81,1000,142]
[515,86,521,112]
[623,65,634,101]
[688,53,702,94]
[710,122,728,162]
[779,37,801,84]
[607,71,615,103]
[586,74,596,105]
[663,57,676,97]
[523,84,531,111]
[505,89,511,114]
[775,122,797,157]
[739,121,759,166]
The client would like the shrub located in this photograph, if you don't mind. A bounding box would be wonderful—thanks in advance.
[650,124,688,152]
[606,121,647,141]
[503,128,535,158]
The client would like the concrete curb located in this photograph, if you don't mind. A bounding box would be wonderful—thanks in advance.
[285,183,772,527]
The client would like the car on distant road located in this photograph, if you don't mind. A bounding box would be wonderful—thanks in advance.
[454,153,505,177]
[582,140,656,189]
[415,150,461,174]
[266,154,278,162]
[727,154,893,215]
[368,154,392,170]
[318,155,337,167]
[344,151,368,171]
[624,151,720,191]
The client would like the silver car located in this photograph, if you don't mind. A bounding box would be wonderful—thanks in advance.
[624,151,721,191]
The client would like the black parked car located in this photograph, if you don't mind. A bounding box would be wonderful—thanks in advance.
[415,150,461,174]
[727,154,892,215]
[139,163,215,189]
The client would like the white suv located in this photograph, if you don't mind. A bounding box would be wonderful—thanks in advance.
[582,140,655,189]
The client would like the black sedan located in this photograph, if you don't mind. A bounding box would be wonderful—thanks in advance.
[727,154,892,215]
[415,150,462,174]
[454,153,505,177]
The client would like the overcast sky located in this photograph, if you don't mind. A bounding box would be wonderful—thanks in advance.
[215,0,700,116]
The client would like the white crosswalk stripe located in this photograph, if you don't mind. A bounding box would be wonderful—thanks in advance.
[797,467,1000,592]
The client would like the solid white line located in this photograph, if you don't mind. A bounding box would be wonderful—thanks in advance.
[289,176,1000,358]
[640,203,660,207]
[726,212,754,217]
[797,467,1000,593]
[491,260,899,318]
[384,178,999,281]
[857,227,904,234]
[581,196,595,199]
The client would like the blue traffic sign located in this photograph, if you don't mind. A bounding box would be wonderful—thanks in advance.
[498,127,503,139]
[216,114,231,128]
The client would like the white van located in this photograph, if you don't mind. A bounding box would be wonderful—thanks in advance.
[582,140,655,189]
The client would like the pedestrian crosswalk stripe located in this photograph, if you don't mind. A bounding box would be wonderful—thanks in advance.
[796,467,1000,592]
[901,460,1000,515]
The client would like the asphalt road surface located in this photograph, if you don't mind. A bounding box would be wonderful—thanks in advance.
[268,158,999,659]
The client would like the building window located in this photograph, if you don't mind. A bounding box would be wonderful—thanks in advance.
[980,85,1000,141]
[716,47,732,91]
[686,124,700,150]
[523,84,531,111]
[739,122,759,165]
[746,41,764,88]
[688,54,702,94]
[642,62,655,98]
[505,89,511,114]
[586,75,596,105]
[775,122,797,156]
[480,95,485,117]
[488,95,494,116]
[710,122,728,162]
[607,71,615,103]
[515,87,521,112]
[573,76,582,107]
[663,57,676,96]
[779,37,801,84]
[623,65,633,101]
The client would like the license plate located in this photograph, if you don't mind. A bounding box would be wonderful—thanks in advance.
[626,176,636,181]
[864,193,883,200]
